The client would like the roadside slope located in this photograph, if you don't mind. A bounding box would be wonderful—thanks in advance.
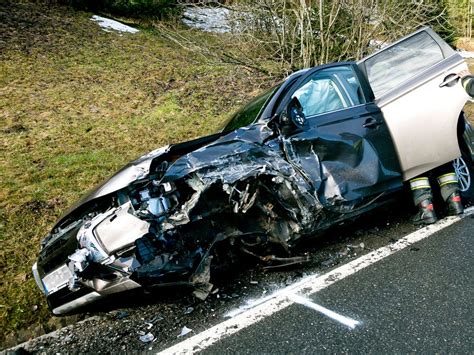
[0,2,272,345]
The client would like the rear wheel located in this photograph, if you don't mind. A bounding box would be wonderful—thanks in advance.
[453,150,474,205]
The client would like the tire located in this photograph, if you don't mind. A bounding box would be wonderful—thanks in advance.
[453,150,474,205]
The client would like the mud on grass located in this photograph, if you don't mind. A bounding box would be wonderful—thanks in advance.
[0,1,276,345]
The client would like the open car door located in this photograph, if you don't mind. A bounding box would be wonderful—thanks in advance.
[279,63,403,209]
[358,27,470,181]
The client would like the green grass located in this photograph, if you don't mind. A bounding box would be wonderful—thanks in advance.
[0,2,275,345]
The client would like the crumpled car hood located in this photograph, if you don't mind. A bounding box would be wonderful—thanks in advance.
[53,132,226,231]
[163,124,276,182]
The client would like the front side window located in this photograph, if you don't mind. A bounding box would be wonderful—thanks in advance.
[292,66,366,117]
[365,31,444,98]
[221,83,281,132]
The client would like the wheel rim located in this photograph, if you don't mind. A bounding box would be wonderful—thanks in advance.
[453,157,471,192]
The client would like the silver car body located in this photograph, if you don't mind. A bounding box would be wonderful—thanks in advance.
[359,27,469,180]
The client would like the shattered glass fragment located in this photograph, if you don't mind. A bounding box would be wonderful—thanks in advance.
[115,311,129,320]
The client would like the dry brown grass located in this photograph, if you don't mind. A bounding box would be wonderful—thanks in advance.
[457,37,474,51]
[0,2,275,345]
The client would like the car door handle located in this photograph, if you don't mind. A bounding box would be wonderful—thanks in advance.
[439,74,460,88]
[363,118,382,129]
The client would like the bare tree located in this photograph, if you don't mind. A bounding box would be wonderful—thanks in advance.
[160,0,455,75]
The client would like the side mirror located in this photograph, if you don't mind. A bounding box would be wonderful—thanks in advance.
[287,97,306,129]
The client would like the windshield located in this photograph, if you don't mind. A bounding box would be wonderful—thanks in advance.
[221,84,281,132]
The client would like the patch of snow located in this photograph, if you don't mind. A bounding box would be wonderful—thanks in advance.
[182,7,231,33]
[458,49,474,59]
[91,15,139,34]
[369,39,388,50]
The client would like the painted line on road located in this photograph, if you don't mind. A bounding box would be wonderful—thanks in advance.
[288,293,361,329]
[158,207,474,354]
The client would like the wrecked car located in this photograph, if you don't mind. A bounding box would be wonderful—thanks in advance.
[33,27,474,315]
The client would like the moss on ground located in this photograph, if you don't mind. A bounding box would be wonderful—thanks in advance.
[0,2,275,345]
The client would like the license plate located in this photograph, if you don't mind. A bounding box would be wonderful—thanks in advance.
[42,264,72,295]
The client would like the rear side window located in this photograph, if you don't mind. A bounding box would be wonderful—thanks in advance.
[365,31,444,98]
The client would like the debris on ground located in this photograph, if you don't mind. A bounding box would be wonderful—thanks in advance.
[321,257,336,267]
[147,315,164,324]
[138,332,155,343]
[115,311,129,320]
[178,326,193,338]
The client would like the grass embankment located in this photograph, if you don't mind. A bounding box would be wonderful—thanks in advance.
[1,2,473,347]
[0,2,274,345]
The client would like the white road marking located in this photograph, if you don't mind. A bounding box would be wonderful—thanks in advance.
[158,207,474,354]
[223,276,322,319]
[288,293,361,329]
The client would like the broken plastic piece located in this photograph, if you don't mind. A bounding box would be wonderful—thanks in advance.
[147,315,164,324]
[116,311,129,320]
[68,248,90,272]
[139,332,155,343]
[178,326,193,337]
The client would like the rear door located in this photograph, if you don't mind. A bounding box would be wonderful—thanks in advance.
[280,63,403,207]
[358,28,469,181]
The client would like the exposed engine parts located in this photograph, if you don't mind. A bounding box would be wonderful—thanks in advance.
[62,145,320,304]
[36,119,412,314]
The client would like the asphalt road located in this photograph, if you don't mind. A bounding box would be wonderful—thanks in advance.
[202,216,474,354]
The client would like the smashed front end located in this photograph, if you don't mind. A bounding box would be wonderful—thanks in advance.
[33,124,323,314]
